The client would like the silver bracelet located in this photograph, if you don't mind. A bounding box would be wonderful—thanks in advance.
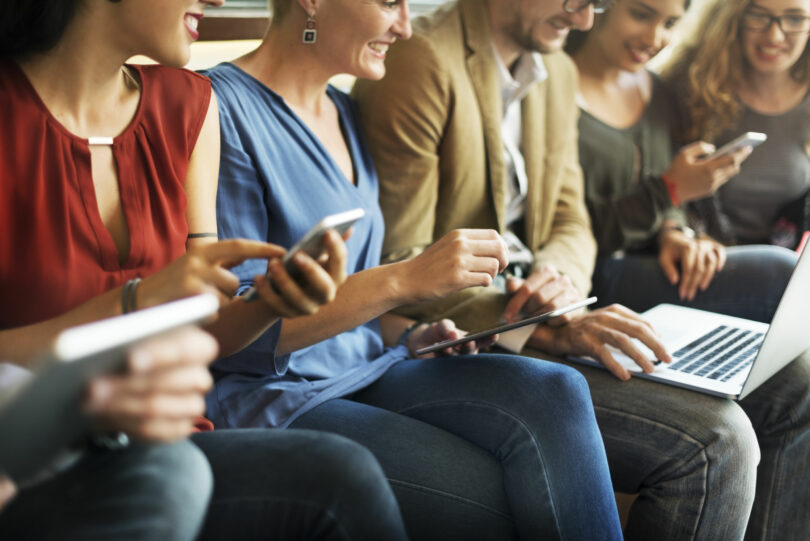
[121,278,142,313]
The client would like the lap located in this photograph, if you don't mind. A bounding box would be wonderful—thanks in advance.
[592,245,797,322]
[290,398,515,541]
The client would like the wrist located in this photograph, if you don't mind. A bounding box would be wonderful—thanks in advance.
[387,260,417,305]
[659,223,695,241]
[398,321,424,353]
[661,175,681,206]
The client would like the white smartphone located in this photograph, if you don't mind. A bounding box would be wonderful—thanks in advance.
[704,132,767,160]
[243,208,365,301]
[414,297,597,356]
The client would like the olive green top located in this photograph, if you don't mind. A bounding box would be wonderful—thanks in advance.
[578,73,687,256]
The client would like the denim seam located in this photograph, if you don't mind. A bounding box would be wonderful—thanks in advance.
[386,478,513,520]
[397,399,563,537]
[594,404,710,539]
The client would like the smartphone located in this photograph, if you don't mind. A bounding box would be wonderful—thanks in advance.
[414,296,597,356]
[243,208,365,301]
[704,132,767,160]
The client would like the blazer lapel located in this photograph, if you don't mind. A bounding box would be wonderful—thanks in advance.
[460,0,507,232]
[522,82,548,250]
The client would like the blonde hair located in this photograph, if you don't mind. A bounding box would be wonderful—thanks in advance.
[663,0,810,142]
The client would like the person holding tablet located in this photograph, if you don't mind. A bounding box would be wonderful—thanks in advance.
[665,0,810,250]
[0,0,408,539]
[204,0,622,538]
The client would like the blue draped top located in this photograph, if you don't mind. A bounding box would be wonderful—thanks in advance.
[204,63,409,428]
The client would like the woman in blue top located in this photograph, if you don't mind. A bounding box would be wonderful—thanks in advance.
[206,0,623,539]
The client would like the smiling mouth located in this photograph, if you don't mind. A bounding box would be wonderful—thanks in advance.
[368,43,389,54]
[185,13,202,37]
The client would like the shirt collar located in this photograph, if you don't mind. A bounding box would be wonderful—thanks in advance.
[493,47,548,112]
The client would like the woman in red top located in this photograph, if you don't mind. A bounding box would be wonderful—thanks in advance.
[0,0,407,539]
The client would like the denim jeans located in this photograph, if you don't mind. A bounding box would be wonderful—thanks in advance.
[578,244,810,540]
[591,245,797,323]
[291,354,623,541]
[0,440,212,540]
[192,429,407,541]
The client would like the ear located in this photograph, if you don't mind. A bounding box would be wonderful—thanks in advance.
[293,0,320,16]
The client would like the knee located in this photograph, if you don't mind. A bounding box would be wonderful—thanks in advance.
[533,362,592,410]
[702,404,759,496]
[141,440,213,539]
[728,245,797,288]
[302,433,393,502]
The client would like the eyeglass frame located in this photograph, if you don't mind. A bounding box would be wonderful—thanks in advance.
[741,9,810,35]
[563,0,614,15]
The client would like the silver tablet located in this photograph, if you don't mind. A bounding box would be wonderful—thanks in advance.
[0,294,219,483]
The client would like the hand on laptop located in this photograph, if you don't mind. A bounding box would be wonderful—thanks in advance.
[0,475,16,511]
[659,232,726,301]
[407,319,497,358]
[83,326,217,442]
[503,265,585,327]
[528,304,672,381]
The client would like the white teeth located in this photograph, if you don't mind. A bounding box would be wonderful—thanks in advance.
[185,15,199,30]
[369,43,388,54]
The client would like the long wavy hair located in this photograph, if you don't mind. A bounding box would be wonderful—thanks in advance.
[663,0,810,143]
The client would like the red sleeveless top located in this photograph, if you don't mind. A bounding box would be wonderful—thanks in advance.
[0,60,212,329]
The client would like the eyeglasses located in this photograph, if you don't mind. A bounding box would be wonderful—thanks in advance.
[742,10,810,35]
[563,0,615,15]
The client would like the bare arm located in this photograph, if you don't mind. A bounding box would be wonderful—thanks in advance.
[277,229,508,355]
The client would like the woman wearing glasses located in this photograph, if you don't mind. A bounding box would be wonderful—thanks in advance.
[666,0,810,249]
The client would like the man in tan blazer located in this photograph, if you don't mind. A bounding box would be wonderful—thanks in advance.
[354,0,665,371]
[352,0,787,539]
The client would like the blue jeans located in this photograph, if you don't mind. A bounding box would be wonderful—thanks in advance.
[0,440,212,540]
[192,429,407,541]
[580,244,810,540]
[290,354,623,541]
[591,245,796,323]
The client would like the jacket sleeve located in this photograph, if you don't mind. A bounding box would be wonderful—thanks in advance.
[352,34,449,264]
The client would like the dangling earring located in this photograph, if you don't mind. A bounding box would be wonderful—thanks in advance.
[302,13,317,44]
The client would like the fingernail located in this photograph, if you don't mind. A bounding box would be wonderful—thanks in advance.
[87,379,112,410]
[0,478,16,501]
[129,349,152,372]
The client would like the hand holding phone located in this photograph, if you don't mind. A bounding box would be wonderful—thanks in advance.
[243,208,365,301]
[702,132,767,161]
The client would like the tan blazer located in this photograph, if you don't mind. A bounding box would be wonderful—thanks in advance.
[353,0,596,330]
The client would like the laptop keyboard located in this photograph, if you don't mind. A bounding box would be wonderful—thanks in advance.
[668,325,765,382]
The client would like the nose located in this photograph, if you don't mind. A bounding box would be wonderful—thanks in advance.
[765,17,787,41]
[203,0,226,7]
[646,23,670,51]
[568,4,595,31]
[393,1,412,40]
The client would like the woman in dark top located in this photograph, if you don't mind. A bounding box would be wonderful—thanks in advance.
[566,0,796,322]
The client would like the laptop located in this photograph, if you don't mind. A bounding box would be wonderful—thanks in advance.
[569,248,810,400]
[0,294,219,484]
